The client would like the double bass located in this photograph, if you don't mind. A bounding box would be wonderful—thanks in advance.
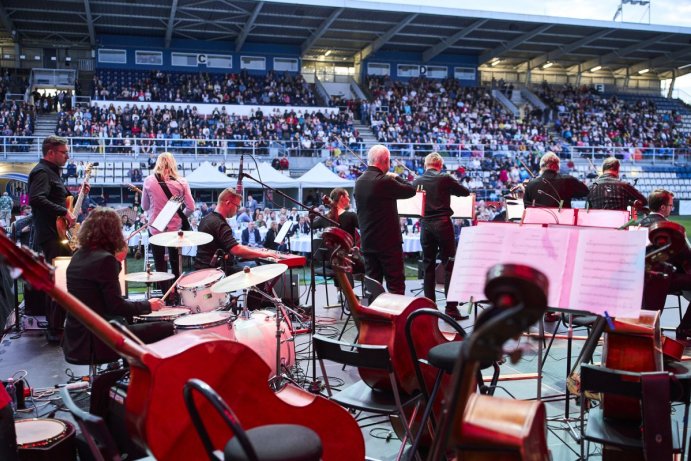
[0,232,364,461]
[429,264,551,461]
[322,226,458,395]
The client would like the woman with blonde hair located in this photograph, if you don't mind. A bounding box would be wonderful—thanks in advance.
[142,152,194,298]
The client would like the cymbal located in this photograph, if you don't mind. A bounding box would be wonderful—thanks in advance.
[149,231,212,247]
[124,271,176,283]
[211,264,288,293]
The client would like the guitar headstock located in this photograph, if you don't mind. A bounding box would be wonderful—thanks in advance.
[127,184,143,195]
[84,162,96,178]
[0,231,55,293]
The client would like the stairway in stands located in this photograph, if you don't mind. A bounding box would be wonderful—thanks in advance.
[34,113,59,138]
[353,122,378,146]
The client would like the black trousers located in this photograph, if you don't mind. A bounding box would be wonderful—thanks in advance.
[363,247,406,295]
[420,218,457,309]
[37,238,71,332]
[0,404,17,461]
[151,242,179,295]
[643,271,691,328]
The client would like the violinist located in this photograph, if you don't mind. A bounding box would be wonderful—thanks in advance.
[315,188,359,241]
[354,145,415,295]
[523,152,588,208]
[640,189,691,341]
[587,157,647,210]
[413,152,470,320]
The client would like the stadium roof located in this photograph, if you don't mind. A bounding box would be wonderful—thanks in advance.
[1,0,691,78]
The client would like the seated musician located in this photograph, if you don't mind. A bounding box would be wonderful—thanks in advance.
[314,187,359,240]
[523,152,588,208]
[195,187,280,274]
[63,208,174,364]
[639,189,691,341]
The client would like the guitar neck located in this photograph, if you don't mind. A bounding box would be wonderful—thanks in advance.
[71,168,94,215]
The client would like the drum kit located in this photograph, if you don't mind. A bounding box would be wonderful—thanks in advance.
[124,230,297,382]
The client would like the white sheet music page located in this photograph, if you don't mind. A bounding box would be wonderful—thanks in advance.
[568,228,646,318]
[448,225,571,307]
[151,198,182,232]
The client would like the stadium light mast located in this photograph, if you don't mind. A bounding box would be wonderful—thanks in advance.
[613,0,651,24]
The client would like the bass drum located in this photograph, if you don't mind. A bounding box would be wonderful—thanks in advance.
[177,269,228,313]
[234,310,295,377]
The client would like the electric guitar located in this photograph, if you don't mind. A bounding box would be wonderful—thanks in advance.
[57,162,95,250]
[0,231,363,461]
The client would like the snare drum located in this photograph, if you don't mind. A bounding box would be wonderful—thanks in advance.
[234,310,295,377]
[15,418,76,461]
[174,311,236,341]
[177,269,228,313]
[134,306,190,323]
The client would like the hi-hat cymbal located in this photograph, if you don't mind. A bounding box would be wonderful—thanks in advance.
[211,264,288,293]
[149,231,212,247]
[124,271,176,283]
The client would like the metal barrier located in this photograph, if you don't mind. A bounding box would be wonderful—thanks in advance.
[0,135,687,165]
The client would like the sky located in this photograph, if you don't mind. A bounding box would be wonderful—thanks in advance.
[360,0,691,99]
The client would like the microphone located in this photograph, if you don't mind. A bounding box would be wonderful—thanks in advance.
[537,190,563,210]
[209,249,224,267]
[539,177,564,211]
[237,154,244,195]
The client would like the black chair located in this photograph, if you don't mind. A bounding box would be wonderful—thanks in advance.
[60,386,148,461]
[308,237,344,310]
[313,334,423,461]
[183,379,322,461]
[579,364,690,461]
[541,313,598,369]
[338,275,386,341]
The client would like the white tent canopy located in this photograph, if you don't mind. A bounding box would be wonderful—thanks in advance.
[297,162,355,188]
[243,162,298,189]
[184,161,234,188]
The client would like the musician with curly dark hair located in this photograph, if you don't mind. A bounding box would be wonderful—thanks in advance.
[62,207,173,364]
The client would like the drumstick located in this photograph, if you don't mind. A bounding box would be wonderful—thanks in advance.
[161,272,185,302]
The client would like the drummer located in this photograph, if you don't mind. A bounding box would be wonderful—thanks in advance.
[195,187,279,274]
[62,208,175,364]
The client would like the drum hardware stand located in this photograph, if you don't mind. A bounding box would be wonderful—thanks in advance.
[238,170,338,394]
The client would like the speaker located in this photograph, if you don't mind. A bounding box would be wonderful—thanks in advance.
[273,273,300,306]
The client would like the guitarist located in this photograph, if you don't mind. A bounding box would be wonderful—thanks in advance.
[28,135,89,343]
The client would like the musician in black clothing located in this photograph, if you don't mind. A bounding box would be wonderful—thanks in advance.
[314,188,359,240]
[639,189,691,341]
[413,153,470,320]
[587,157,647,210]
[63,208,172,364]
[354,145,416,295]
[28,136,89,341]
[195,187,279,274]
[523,152,588,208]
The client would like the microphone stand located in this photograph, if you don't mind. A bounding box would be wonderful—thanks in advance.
[239,172,338,393]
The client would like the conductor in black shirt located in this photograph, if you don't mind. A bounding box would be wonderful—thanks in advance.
[413,152,470,320]
[523,152,588,208]
[354,145,415,295]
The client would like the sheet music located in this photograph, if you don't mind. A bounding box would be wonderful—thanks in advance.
[568,228,646,317]
[448,224,645,318]
[522,207,577,225]
[152,198,182,232]
[447,225,570,307]
[575,209,630,228]
[450,194,475,219]
[397,191,425,217]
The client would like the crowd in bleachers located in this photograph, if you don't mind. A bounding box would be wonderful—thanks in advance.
[365,76,555,156]
[535,82,688,149]
[0,101,35,150]
[54,101,361,156]
[92,69,319,106]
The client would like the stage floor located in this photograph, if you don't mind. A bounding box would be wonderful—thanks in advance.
[0,278,688,461]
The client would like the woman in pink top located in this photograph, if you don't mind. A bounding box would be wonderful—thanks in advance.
[142,152,194,296]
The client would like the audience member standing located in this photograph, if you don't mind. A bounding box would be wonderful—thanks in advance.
[354,145,415,294]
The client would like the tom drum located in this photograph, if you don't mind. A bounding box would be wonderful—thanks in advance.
[177,268,228,313]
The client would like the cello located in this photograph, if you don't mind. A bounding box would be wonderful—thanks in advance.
[0,231,364,461]
[322,226,459,395]
[428,264,551,461]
